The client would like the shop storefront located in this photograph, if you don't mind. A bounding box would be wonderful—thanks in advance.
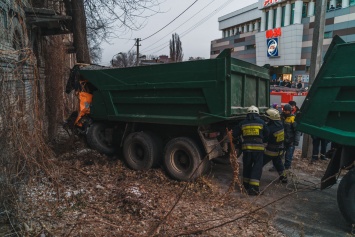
[211,0,355,88]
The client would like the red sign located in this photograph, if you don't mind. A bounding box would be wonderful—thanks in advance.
[264,0,281,7]
[266,28,282,38]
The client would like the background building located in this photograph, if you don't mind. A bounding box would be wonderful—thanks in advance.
[211,0,355,87]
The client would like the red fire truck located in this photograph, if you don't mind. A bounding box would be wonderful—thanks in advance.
[270,86,308,108]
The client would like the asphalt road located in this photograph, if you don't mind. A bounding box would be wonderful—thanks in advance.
[210,161,352,237]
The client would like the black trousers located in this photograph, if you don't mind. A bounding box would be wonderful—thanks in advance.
[312,137,328,159]
[242,151,263,187]
[263,153,285,175]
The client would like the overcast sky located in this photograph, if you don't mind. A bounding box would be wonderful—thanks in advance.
[100,0,258,66]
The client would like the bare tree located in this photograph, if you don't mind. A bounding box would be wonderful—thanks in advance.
[170,33,183,62]
[63,0,162,64]
[111,51,137,68]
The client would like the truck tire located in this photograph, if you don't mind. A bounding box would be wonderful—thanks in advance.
[202,157,212,176]
[86,123,116,155]
[164,137,203,181]
[123,132,160,170]
[145,131,163,167]
[337,168,355,224]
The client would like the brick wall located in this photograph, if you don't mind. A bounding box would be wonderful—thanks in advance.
[0,0,75,138]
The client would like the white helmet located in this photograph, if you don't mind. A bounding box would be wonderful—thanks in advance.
[265,108,281,120]
[247,105,259,114]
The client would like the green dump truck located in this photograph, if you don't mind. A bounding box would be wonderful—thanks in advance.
[77,49,270,181]
[296,36,355,224]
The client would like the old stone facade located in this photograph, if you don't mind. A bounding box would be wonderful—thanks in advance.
[0,0,75,138]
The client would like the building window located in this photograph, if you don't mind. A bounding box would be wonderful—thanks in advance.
[302,3,307,18]
[245,44,256,50]
[291,3,295,24]
[266,11,269,30]
[211,50,220,55]
[0,8,7,28]
[281,6,285,27]
[259,21,261,32]
[351,0,355,6]
[336,0,342,8]
[273,9,277,28]
[324,31,333,38]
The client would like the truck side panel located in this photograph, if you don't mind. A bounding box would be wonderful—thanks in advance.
[297,36,355,146]
[80,49,269,126]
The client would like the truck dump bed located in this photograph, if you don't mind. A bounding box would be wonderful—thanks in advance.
[79,49,270,126]
[297,36,355,146]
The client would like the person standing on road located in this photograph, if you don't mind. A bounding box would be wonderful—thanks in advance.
[233,106,269,195]
[263,108,287,183]
[288,100,300,115]
[311,136,329,162]
[281,104,301,170]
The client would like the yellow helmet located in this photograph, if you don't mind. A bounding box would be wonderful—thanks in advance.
[265,108,281,120]
[247,105,259,114]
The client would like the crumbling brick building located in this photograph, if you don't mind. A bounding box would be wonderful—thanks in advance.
[0,0,76,138]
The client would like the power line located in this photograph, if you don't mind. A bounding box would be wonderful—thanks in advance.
[144,0,233,55]
[141,0,199,41]
[128,42,136,53]
[144,0,234,56]
[142,0,217,51]
[180,0,234,38]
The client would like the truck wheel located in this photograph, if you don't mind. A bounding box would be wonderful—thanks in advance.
[164,137,203,181]
[123,132,160,170]
[86,123,116,155]
[145,131,163,167]
[337,168,355,224]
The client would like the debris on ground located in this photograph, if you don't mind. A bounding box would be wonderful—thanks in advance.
[292,149,330,178]
[16,132,288,236]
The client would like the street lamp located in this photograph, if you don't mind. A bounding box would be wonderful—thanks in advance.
[111,52,123,67]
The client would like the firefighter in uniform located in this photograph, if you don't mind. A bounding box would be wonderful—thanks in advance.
[281,104,301,169]
[233,106,269,195]
[263,108,287,183]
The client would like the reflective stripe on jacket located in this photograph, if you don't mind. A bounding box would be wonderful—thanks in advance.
[233,114,269,152]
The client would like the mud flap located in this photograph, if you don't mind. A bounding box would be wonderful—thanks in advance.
[321,147,341,190]
[321,146,355,190]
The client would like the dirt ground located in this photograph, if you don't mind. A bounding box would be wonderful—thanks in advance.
[14,133,331,237]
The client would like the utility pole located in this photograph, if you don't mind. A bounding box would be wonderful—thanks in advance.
[135,38,141,66]
[301,0,327,158]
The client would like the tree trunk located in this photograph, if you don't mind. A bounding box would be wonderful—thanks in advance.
[67,0,91,64]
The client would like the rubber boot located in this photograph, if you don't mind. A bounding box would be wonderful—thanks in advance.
[278,171,288,183]
[247,185,260,196]
[279,174,288,183]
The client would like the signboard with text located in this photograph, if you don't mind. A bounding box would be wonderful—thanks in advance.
[267,38,279,57]
[264,0,283,7]
[266,28,282,38]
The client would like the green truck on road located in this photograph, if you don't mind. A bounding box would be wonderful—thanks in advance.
[77,49,270,181]
[297,36,355,225]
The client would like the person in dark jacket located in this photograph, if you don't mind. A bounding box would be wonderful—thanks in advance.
[233,106,269,195]
[263,108,287,183]
[297,81,303,89]
[288,100,299,115]
[281,104,301,169]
